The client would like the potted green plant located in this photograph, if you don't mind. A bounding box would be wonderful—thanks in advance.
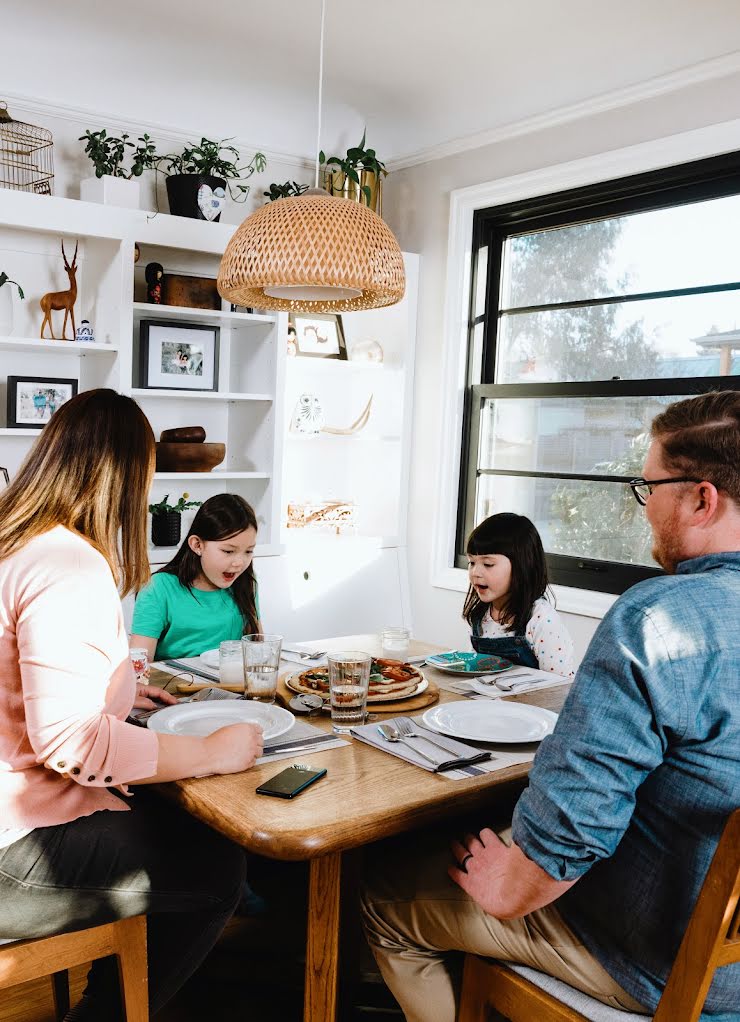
[158,138,267,222]
[319,131,387,214]
[0,271,24,335]
[149,492,202,547]
[263,180,309,202]
[78,129,158,209]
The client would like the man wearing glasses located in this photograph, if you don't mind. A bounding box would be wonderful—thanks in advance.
[363,390,740,1020]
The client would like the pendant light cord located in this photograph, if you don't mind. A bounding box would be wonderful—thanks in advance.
[314,0,326,189]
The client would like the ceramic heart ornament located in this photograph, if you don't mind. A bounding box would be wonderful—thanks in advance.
[197,183,226,221]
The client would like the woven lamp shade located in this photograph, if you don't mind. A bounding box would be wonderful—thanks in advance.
[217,192,405,313]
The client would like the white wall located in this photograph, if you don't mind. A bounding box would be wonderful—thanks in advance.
[382,68,740,666]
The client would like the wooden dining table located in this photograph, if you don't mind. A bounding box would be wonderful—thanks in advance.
[153,635,572,1022]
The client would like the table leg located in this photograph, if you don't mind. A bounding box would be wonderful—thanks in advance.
[304,851,342,1022]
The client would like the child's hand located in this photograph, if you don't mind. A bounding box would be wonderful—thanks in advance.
[205,723,264,774]
[134,684,179,710]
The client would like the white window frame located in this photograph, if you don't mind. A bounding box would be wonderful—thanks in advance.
[432,116,740,619]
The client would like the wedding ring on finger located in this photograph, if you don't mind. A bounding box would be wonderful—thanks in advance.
[459,852,474,872]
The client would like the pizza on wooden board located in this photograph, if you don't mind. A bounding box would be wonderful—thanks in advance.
[288,658,424,702]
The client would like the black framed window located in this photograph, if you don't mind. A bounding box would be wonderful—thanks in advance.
[458,152,740,594]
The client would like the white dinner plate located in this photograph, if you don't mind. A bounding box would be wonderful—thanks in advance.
[200,648,220,668]
[421,700,558,744]
[147,700,295,740]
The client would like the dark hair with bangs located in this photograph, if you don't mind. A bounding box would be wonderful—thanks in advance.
[651,390,740,507]
[462,513,549,635]
[159,493,259,634]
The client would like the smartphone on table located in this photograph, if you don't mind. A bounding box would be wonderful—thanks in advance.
[256,763,327,799]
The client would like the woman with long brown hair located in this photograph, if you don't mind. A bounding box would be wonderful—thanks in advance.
[0,389,263,1020]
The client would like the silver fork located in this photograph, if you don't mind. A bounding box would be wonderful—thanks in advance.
[396,717,457,756]
[284,648,326,660]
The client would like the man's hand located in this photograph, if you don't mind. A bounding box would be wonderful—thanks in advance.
[449,828,577,919]
[133,684,179,710]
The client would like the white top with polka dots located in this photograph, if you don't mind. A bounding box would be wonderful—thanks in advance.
[478,597,576,678]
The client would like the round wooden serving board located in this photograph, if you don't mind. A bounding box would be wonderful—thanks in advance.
[277,672,440,714]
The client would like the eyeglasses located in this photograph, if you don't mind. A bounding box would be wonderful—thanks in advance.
[628,477,703,506]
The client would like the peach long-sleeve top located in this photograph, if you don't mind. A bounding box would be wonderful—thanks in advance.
[0,526,159,831]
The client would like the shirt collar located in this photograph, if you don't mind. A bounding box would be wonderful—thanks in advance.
[675,551,740,575]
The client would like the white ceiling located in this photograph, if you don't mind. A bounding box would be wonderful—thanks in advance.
[5,0,740,165]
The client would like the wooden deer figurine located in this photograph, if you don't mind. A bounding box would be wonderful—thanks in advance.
[40,241,78,340]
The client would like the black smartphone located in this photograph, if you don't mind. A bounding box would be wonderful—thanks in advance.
[256,764,327,799]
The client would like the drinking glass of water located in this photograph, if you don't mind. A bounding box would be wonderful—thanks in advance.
[219,641,244,687]
[327,651,372,734]
[380,626,411,660]
[242,634,282,703]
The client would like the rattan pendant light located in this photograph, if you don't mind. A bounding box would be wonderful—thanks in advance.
[217,0,405,313]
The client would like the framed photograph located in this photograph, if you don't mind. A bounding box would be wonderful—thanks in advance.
[139,321,219,391]
[289,313,347,360]
[6,376,78,429]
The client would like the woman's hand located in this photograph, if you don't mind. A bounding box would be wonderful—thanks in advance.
[205,723,264,774]
[133,684,179,710]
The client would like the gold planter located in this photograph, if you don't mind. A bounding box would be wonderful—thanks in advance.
[321,168,383,216]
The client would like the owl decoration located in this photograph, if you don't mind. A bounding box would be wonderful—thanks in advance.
[290,393,325,435]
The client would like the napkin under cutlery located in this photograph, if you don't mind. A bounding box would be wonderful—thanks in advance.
[350,716,491,773]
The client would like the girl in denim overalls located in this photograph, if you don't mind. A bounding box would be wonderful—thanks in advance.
[463,513,575,677]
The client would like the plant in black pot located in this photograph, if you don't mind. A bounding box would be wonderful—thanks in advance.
[158,138,267,222]
[149,492,202,547]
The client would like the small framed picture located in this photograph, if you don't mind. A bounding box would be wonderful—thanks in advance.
[289,313,347,360]
[139,321,220,390]
[6,376,78,429]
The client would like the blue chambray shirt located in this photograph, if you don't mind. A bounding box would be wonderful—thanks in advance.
[512,552,740,1019]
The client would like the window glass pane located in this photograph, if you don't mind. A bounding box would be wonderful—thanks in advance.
[495,290,740,384]
[477,395,691,475]
[475,473,654,568]
[502,194,740,309]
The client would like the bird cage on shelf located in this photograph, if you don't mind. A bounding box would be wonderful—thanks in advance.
[0,101,54,195]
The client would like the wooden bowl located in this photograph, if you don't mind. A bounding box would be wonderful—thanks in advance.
[160,425,206,443]
[155,442,225,472]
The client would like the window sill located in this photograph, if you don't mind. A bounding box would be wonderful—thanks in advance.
[432,567,617,620]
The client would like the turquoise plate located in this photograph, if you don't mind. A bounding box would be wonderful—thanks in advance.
[425,651,513,676]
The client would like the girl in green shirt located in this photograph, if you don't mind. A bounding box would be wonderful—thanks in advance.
[131,493,261,662]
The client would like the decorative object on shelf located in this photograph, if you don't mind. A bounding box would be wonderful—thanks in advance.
[289,393,373,436]
[6,375,78,429]
[216,0,405,313]
[155,441,226,473]
[287,323,297,357]
[74,319,95,343]
[320,130,386,214]
[290,312,347,360]
[230,302,254,314]
[78,129,157,208]
[348,338,384,363]
[39,241,78,340]
[0,271,24,335]
[158,138,267,221]
[145,261,163,304]
[160,425,206,443]
[286,500,356,535]
[161,273,220,311]
[263,181,308,202]
[0,101,54,195]
[139,320,219,391]
[0,466,8,494]
[149,492,202,547]
[134,243,141,263]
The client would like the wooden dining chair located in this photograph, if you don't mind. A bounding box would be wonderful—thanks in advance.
[0,915,148,1021]
[459,807,740,1022]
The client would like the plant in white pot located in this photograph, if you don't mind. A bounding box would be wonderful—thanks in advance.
[79,129,158,209]
[0,271,24,336]
[157,138,267,222]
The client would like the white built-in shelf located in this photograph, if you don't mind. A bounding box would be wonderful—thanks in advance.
[132,303,274,328]
[0,427,42,436]
[154,471,270,481]
[0,336,119,355]
[131,389,272,402]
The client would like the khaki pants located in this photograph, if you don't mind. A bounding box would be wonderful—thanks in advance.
[361,827,647,1022]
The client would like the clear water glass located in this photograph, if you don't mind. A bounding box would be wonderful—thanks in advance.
[219,640,245,687]
[327,651,372,734]
[242,634,283,703]
[380,626,411,660]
